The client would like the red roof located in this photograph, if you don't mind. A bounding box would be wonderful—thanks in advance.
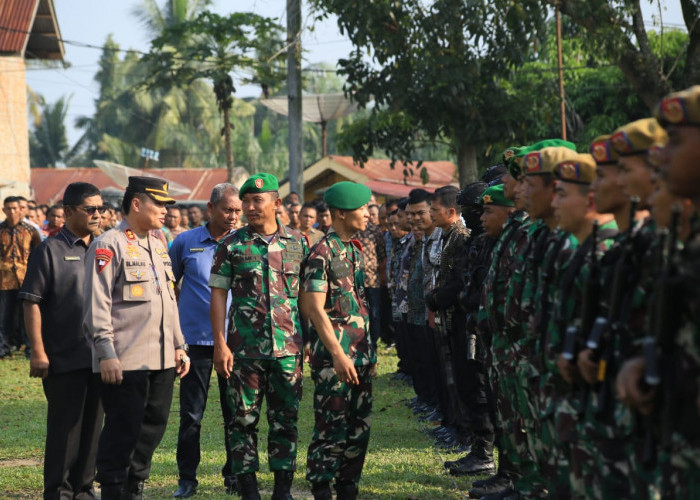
[0,0,64,59]
[327,156,457,189]
[30,168,229,204]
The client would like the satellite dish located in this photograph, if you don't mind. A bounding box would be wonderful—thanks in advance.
[261,93,358,156]
[94,160,191,196]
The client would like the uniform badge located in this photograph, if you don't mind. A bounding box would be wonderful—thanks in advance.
[156,247,169,259]
[255,178,264,189]
[591,142,609,162]
[63,256,80,261]
[482,194,493,204]
[131,284,144,297]
[525,153,541,173]
[189,247,205,253]
[125,228,136,241]
[130,270,145,280]
[660,97,686,124]
[558,162,579,180]
[126,244,141,258]
[611,131,632,154]
[95,248,114,273]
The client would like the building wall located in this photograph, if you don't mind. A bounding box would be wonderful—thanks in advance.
[0,56,30,200]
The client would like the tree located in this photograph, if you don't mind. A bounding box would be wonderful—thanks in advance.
[141,11,285,182]
[28,95,76,167]
[311,0,548,185]
[547,0,700,108]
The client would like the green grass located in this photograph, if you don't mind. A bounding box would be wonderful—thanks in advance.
[0,345,493,498]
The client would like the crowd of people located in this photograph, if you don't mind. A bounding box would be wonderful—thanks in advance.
[2,83,700,500]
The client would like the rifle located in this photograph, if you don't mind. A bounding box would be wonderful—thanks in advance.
[588,196,639,418]
[642,205,681,466]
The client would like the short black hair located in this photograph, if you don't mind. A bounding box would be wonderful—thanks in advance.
[3,196,20,205]
[122,191,148,215]
[47,203,64,216]
[407,188,431,205]
[396,197,409,210]
[62,182,101,206]
[314,200,330,213]
[430,185,459,210]
[457,182,487,207]
[301,202,316,211]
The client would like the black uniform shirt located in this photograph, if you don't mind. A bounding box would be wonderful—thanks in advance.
[19,227,93,374]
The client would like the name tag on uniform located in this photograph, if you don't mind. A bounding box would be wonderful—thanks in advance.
[330,257,350,279]
[240,255,261,262]
[189,247,205,253]
[64,256,81,261]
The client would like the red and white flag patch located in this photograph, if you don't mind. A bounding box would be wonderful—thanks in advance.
[95,248,114,273]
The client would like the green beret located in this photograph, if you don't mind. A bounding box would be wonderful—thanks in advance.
[324,181,372,210]
[655,85,700,127]
[527,138,577,152]
[479,185,514,207]
[508,140,576,179]
[610,118,668,156]
[239,173,279,197]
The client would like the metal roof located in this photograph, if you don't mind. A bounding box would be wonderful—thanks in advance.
[0,0,64,60]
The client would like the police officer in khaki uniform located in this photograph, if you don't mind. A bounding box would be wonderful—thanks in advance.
[83,176,190,500]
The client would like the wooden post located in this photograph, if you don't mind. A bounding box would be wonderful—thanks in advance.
[287,0,303,200]
[556,5,567,141]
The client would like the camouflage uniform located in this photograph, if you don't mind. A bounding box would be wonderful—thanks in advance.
[209,223,309,474]
[477,210,530,481]
[301,229,375,486]
[548,221,618,498]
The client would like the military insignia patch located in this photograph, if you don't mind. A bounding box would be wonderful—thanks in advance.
[130,270,145,280]
[591,142,609,162]
[659,97,687,124]
[255,178,264,189]
[126,244,141,258]
[95,248,114,273]
[611,131,633,154]
[131,284,144,297]
[647,144,665,168]
[504,149,515,160]
[125,228,136,241]
[558,162,579,180]
[525,153,541,173]
[482,194,493,204]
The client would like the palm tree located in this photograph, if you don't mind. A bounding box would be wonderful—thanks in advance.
[28,95,74,167]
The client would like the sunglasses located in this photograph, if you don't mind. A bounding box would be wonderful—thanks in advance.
[80,205,109,215]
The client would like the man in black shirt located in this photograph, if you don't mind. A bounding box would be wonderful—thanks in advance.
[20,182,105,500]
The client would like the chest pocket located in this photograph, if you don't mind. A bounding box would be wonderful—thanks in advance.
[164,268,177,299]
[282,259,300,300]
[123,263,150,302]
[233,256,263,296]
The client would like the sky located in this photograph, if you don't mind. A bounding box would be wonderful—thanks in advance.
[25,0,686,149]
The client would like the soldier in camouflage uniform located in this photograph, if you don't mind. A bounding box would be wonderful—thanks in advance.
[617,86,700,498]
[210,173,309,500]
[299,181,376,500]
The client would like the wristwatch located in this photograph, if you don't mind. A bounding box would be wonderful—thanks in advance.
[176,343,189,353]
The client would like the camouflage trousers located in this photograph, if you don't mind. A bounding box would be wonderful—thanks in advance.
[555,395,588,499]
[226,356,302,474]
[306,365,373,485]
[659,433,700,499]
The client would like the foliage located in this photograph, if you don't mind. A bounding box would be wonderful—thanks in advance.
[0,347,493,498]
[28,95,77,167]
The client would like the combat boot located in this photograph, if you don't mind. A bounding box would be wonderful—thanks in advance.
[468,473,513,499]
[271,470,294,500]
[236,472,261,500]
[126,479,144,500]
[98,483,125,500]
[334,480,358,500]
[448,439,495,476]
[311,481,333,500]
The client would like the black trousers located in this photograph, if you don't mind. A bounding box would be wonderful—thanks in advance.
[409,324,438,406]
[176,345,233,484]
[42,368,103,500]
[96,368,175,491]
[392,316,409,374]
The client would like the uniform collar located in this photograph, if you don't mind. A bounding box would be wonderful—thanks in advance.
[58,226,91,247]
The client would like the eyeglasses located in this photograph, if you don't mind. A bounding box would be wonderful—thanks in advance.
[79,206,109,215]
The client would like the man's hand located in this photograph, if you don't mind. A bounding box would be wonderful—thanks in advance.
[557,354,575,384]
[29,350,50,379]
[426,290,439,312]
[577,348,599,385]
[616,357,657,414]
[175,349,190,379]
[214,343,234,379]
[100,358,123,385]
[333,353,359,385]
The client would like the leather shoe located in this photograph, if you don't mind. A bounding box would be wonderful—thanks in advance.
[173,480,197,498]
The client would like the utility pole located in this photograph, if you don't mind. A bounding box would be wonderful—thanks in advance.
[556,4,567,140]
[287,0,303,200]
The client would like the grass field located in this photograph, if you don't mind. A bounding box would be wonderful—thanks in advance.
[0,345,492,499]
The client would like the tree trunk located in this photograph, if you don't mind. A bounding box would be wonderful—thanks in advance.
[682,0,700,87]
[456,137,478,187]
[287,0,303,200]
[223,105,234,183]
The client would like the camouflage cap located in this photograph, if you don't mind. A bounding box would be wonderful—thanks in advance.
[610,118,668,156]
[523,146,580,176]
[479,185,514,207]
[126,176,176,204]
[555,153,597,185]
[324,181,372,210]
[655,85,700,127]
[589,134,619,165]
[239,173,279,197]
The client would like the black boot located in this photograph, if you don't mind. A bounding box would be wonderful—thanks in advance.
[334,481,358,500]
[237,473,261,500]
[99,483,125,500]
[311,481,333,500]
[448,438,495,476]
[126,479,144,500]
[271,470,294,500]
[468,472,513,498]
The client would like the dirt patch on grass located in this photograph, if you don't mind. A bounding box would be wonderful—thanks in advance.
[0,458,41,467]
